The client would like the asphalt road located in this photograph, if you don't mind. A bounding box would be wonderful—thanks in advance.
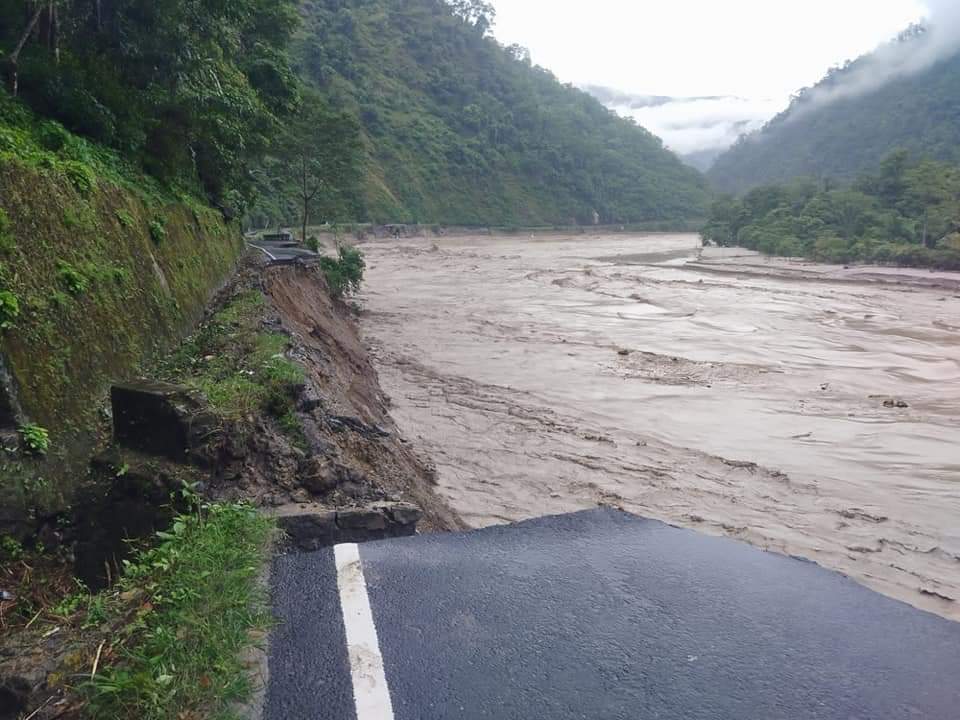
[247,238,319,263]
[265,509,960,719]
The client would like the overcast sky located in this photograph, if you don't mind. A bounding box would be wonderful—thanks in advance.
[492,0,929,98]
[491,0,935,155]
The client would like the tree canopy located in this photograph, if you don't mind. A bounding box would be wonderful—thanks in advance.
[4,0,709,227]
[1,0,301,212]
[702,151,960,270]
[708,29,960,194]
[274,0,709,226]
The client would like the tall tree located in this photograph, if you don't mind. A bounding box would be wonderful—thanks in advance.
[279,96,364,242]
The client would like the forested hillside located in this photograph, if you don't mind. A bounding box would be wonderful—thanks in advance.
[709,28,960,193]
[702,151,960,270]
[248,0,710,227]
[1,0,302,213]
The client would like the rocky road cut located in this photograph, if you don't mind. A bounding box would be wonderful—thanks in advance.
[359,232,960,620]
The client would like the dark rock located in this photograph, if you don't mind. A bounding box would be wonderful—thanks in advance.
[271,501,423,550]
[274,505,339,550]
[301,457,348,495]
[111,380,219,462]
[0,675,30,719]
[617,349,630,356]
[883,398,909,409]
[328,415,391,439]
[36,522,62,551]
[377,501,423,527]
[75,450,185,589]
[298,388,324,413]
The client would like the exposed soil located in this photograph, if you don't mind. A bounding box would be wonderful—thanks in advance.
[253,260,463,532]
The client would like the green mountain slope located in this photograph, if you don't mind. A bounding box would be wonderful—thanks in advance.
[709,31,960,194]
[285,0,709,225]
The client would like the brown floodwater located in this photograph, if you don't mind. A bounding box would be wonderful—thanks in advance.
[358,232,960,620]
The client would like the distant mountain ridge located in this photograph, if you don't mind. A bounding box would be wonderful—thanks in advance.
[709,29,960,193]
[285,0,709,226]
[582,86,736,109]
[582,85,781,172]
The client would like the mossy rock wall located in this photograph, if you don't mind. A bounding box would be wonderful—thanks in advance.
[0,160,243,533]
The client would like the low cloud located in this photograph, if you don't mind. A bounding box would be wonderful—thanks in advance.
[787,1,960,116]
[586,88,784,156]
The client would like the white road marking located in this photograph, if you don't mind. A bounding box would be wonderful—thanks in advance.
[334,543,396,720]
[247,242,278,261]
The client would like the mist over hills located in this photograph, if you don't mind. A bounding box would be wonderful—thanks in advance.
[709,26,960,193]
[582,85,780,171]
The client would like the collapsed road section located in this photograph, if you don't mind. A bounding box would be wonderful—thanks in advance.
[266,508,960,720]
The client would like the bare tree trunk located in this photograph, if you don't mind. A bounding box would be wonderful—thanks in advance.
[301,158,309,245]
[95,0,102,31]
[47,2,54,50]
[52,3,60,65]
[6,4,46,96]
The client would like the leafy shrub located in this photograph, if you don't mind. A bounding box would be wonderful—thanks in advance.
[0,289,20,329]
[37,121,70,152]
[149,218,167,245]
[0,126,21,153]
[62,160,97,195]
[306,235,320,253]
[115,209,135,228]
[320,246,365,298]
[18,423,50,455]
[0,535,24,561]
[57,261,89,295]
[0,208,14,253]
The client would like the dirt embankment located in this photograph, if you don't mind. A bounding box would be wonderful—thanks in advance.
[253,261,463,531]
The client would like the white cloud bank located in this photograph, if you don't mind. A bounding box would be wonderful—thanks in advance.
[598,94,785,156]
[792,0,960,114]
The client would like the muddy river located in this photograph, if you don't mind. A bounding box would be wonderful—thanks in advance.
[358,232,960,620]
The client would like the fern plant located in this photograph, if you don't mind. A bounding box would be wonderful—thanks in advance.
[18,423,50,456]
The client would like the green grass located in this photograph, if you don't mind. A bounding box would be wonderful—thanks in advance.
[85,501,273,720]
[1,92,160,201]
[158,289,307,445]
[115,209,135,228]
[0,288,20,329]
[149,218,167,246]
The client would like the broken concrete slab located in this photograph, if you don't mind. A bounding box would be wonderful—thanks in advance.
[374,501,423,527]
[111,380,218,462]
[271,501,422,551]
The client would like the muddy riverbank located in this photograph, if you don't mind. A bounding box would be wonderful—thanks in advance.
[359,232,960,620]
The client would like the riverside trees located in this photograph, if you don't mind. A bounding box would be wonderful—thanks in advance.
[702,151,960,269]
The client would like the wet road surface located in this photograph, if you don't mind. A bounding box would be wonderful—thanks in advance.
[265,509,960,719]
[359,233,960,619]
